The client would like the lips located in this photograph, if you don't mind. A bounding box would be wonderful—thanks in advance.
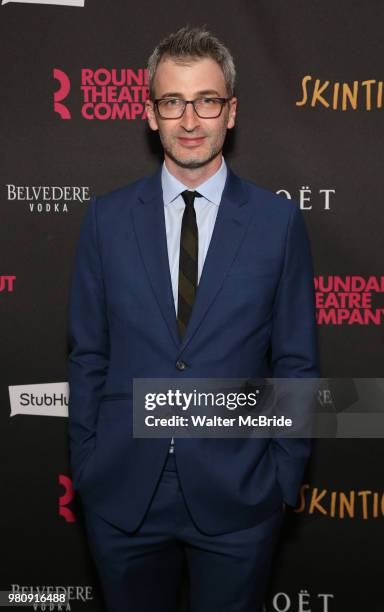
[178,136,206,146]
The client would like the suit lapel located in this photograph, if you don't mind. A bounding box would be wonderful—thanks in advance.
[132,164,254,353]
[132,167,181,349]
[178,167,253,353]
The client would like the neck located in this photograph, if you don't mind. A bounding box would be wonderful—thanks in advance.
[164,153,222,188]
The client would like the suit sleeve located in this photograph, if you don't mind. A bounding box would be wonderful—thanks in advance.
[270,204,320,506]
[67,198,110,490]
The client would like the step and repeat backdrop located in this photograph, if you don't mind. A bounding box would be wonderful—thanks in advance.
[1,1,383,611]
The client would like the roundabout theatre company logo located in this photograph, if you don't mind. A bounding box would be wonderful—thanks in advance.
[315,275,384,325]
[53,67,148,121]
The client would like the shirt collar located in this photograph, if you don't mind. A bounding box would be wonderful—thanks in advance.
[161,156,227,207]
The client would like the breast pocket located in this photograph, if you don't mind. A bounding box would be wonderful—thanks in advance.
[218,269,278,325]
[224,268,277,296]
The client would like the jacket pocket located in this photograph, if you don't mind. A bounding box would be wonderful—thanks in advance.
[100,393,131,401]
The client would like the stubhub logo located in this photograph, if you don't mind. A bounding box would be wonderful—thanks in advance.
[9,382,69,417]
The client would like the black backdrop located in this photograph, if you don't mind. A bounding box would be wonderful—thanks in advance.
[1,1,383,611]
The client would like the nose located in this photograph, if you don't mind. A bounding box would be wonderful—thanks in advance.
[180,101,200,131]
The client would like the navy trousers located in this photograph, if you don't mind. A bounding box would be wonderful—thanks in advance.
[82,452,284,612]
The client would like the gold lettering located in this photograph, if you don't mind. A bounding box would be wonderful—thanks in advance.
[358,490,372,519]
[342,81,358,110]
[311,79,330,108]
[339,491,355,518]
[296,75,312,106]
[295,484,310,513]
[361,80,376,110]
[309,488,327,515]
[377,81,383,108]
[330,490,337,516]
[373,492,379,518]
[332,82,340,109]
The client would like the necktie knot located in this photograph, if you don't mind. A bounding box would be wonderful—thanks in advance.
[181,190,203,208]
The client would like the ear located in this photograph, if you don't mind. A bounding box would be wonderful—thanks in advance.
[227,97,237,129]
[145,100,159,131]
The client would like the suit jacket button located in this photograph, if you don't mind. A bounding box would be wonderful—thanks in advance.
[176,360,187,371]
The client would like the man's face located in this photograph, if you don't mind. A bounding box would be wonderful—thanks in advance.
[146,56,237,169]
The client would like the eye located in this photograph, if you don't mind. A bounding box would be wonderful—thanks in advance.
[163,98,182,107]
[201,98,218,104]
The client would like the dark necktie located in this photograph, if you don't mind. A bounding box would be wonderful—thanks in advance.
[177,190,203,339]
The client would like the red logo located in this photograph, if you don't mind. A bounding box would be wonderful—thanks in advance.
[53,68,71,119]
[58,474,75,522]
[315,275,384,325]
[53,67,148,121]
[0,275,16,292]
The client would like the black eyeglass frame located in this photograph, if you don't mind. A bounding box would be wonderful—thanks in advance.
[153,97,232,119]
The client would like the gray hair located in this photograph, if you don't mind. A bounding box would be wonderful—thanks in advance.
[147,26,236,100]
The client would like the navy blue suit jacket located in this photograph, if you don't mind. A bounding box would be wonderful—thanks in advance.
[67,164,319,535]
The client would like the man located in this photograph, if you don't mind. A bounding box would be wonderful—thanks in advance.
[67,26,319,612]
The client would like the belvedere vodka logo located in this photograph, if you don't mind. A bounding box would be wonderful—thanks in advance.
[5,184,91,213]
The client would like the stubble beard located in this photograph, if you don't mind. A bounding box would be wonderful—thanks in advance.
[159,125,227,169]
[164,144,222,169]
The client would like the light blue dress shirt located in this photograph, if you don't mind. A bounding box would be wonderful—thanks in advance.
[161,156,228,453]
[161,156,228,312]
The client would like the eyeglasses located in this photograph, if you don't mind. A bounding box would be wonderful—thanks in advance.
[153,97,231,119]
